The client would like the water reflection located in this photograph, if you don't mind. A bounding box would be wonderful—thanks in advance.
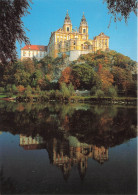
[20,134,108,180]
[0,102,136,147]
[0,101,137,194]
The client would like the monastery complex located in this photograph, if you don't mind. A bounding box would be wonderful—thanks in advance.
[21,11,110,61]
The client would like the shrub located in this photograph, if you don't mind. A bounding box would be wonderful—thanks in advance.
[0,87,5,93]
[90,86,97,95]
[11,84,17,94]
[107,87,117,97]
[55,90,63,100]
[5,84,12,93]
[35,86,41,93]
[49,90,56,99]
[95,89,105,98]
[68,83,75,96]
[24,85,32,96]
[17,85,25,93]
[60,83,70,99]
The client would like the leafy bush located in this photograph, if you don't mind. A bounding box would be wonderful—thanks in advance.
[68,83,75,96]
[95,89,105,98]
[60,83,70,99]
[55,90,63,100]
[60,83,75,99]
[107,87,117,97]
[24,85,32,96]
[90,86,97,95]
[0,87,5,93]
[11,84,17,94]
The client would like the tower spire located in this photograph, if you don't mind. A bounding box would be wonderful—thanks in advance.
[81,12,87,23]
[63,10,72,32]
[79,12,88,36]
[65,10,70,20]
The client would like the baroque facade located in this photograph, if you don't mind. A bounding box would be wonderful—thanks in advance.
[47,11,110,61]
[21,11,110,61]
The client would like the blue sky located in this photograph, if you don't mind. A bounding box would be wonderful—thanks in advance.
[17,0,137,61]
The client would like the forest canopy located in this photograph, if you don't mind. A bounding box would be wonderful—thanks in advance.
[0,50,137,97]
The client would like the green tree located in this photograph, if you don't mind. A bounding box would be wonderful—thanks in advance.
[107,87,117,97]
[71,63,99,89]
[0,0,32,64]
[25,85,32,96]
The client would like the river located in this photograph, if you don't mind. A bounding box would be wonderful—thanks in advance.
[0,101,137,194]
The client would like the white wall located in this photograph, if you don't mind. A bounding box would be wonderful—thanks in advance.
[69,50,91,61]
[21,50,47,60]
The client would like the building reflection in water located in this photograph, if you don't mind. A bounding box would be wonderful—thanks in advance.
[20,134,108,180]
[20,134,45,150]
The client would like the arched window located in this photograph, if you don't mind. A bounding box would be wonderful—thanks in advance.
[67,27,69,32]
[83,28,86,33]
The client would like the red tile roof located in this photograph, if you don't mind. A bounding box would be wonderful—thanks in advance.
[21,45,47,51]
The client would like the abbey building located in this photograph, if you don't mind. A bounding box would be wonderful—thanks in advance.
[21,11,109,61]
[47,11,109,61]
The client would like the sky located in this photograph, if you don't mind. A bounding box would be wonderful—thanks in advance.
[17,0,137,61]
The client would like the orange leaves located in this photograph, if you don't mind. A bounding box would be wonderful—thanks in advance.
[59,67,72,84]
[112,66,132,91]
[98,69,114,91]
[46,74,51,81]
[98,64,103,72]
[17,85,25,93]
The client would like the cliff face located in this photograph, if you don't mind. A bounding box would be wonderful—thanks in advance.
[52,57,71,82]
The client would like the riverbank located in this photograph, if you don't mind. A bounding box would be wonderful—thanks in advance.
[1,95,135,105]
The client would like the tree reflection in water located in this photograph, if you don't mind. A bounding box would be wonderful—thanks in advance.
[0,101,137,182]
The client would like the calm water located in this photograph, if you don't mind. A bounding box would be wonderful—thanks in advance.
[0,101,137,194]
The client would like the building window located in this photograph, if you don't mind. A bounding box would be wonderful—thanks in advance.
[83,29,86,33]
[105,39,107,46]
[67,27,69,32]
[28,51,30,56]
[23,51,26,56]
[73,41,76,45]
[40,52,42,57]
[57,38,59,43]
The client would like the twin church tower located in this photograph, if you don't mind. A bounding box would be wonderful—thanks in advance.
[47,11,109,61]
[21,11,110,61]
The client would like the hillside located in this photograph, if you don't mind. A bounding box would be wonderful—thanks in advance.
[0,50,137,97]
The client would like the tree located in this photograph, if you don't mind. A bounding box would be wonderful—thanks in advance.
[0,0,31,64]
[59,67,73,85]
[104,0,137,23]
[71,64,99,89]
[112,66,133,94]
[98,67,114,92]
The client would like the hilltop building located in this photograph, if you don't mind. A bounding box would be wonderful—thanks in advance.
[47,11,110,61]
[21,45,47,60]
[21,11,109,61]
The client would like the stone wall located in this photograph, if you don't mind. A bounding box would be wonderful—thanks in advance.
[69,50,91,61]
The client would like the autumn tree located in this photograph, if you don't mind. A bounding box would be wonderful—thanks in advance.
[59,67,73,85]
[112,66,133,94]
[98,67,114,92]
